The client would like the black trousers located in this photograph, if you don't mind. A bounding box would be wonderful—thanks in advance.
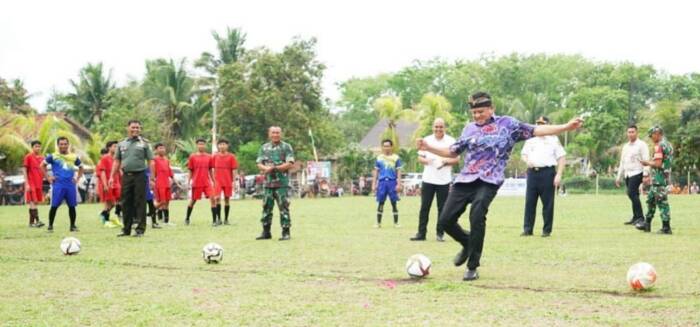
[417,182,449,236]
[121,171,147,235]
[523,167,555,234]
[625,173,644,220]
[438,180,499,270]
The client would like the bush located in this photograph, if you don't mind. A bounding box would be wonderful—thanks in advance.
[563,176,618,191]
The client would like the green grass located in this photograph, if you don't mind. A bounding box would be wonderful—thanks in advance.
[1,195,699,326]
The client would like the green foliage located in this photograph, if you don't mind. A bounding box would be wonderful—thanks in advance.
[0,78,35,115]
[236,141,262,175]
[65,63,116,128]
[414,93,453,139]
[372,95,414,152]
[335,144,375,182]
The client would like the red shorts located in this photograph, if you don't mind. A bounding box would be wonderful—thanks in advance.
[155,187,171,202]
[214,183,233,198]
[25,187,43,203]
[191,186,213,200]
[100,188,121,202]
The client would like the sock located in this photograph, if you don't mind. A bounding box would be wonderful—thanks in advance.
[377,203,384,224]
[28,209,34,225]
[100,210,108,223]
[224,205,230,221]
[48,207,58,227]
[147,200,156,223]
[158,209,163,221]
[211,207,217,223]
[106,211,111,222]
[68,207,77,227]
[164,209,170,223]
[115,204,122,216]
[186,206,193,220]
[391,201,398,224]
[216,204,222,222]
[32,209,39,222]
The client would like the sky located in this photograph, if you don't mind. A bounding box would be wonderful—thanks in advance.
[1,0,699,112]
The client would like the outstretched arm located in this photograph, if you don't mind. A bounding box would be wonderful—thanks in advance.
[533,117,583,136]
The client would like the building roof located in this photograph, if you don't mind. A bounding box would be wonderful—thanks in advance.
[359,119,419,151]
[35,113,92,141]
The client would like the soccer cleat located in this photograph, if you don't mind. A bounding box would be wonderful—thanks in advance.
[47,225,54,233]
[410,234,426,241]
[453,247,469,266]
[35,220,45,228]
[463,269,479,281]
[104,221,116,228]
[109,216,123,228]
[436,234,445,242]
[151,223,162,229]
[70,226,79,232]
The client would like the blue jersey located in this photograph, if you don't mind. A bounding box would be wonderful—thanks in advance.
[44,153,82,187]
[145,169,154,201]
[375,154,402,181]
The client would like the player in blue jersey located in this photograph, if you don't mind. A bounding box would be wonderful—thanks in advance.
[40,137,84,232]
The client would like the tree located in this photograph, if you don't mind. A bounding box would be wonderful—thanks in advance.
[65,63,115,128]
[372,95,414,152]
[195,27,247,75]
[0,78,35,115]
[414,93,453,138]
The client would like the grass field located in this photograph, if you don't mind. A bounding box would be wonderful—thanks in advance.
[1,194,699,326]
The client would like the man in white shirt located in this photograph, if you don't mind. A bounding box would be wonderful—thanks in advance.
[615,124,649,225]
[520,116,566,237]
[410,118,459,241]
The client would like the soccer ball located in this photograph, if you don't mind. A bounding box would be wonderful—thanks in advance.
[202,242,224,264]
[60,237,81,255]
[405,254,431,279]
[627,262,657,291]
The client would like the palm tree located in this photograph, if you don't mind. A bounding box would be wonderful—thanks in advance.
[66,63,115,128]
[143,59,206,148]
[372,95,414,152]
[195,27,247,75]
[414,93,453,138]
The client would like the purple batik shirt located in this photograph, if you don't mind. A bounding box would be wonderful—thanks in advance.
[449,115,535,186]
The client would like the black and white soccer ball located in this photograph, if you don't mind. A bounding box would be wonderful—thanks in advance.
[405,254,431,279]
[60,237,81,255]
[202,242,224,264]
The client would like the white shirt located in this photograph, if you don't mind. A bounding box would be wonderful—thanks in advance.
[419,134,456,185]
[521,136,566,168]
[616,139,650,179]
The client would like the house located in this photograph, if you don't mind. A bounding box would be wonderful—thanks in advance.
[35,113,93,142]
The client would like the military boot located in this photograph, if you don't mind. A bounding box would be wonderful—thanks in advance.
[279,227,291,241]
[256,225,272,240]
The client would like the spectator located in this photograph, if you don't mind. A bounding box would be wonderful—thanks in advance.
[691,182,699,194]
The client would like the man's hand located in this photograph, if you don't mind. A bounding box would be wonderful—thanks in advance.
[103,181,110,190]
[554,174,562,187]
[615,178,621,188]
[639,159,652,167]
[48,176,55,184]
[566,117,584,131]
[395,183,402,193]
[150,180,156,189]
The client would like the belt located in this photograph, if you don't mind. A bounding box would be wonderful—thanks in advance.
[529,166,554,172]
[124,170,145,176]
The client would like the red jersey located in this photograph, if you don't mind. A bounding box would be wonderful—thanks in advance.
[153,156,173,189]
[212,153,238,187]
[23,153,44,187]
[187,153,212,187]
[97,154,121,187]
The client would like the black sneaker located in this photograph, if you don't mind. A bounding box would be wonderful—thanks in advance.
[657,228,672,235]
[623,218,636,225]
[410,234,426,241]
[520,231,533,236]
[47,225,54,233]
[117,233,130,237]
[133,233,144,238]
[463,269,479,281]
[35,220,45,228]
[70,226,79,232]
[635,221,651,232]
[541,232,551,238]
[453,247,469,266]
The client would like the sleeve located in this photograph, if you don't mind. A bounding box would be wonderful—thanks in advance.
[554,137,566,158]
[285,144,295,163]
[75,157,82,167]
[231,155,239,169]
[256,147,265,163]
[145,144,154,160]
[653,145,663,160]
[44,154,53,165]
[396,157,403,169]
[187,156,194,171]
[449,137,469,156]
[509,117,535,142]
[23,155,30,168]
[374,158,381,170]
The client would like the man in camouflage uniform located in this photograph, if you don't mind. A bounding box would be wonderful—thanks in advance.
[255,126,295,241]
[636,126,674,234]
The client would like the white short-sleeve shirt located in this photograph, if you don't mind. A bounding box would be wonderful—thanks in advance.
[419,134,456,185]
[521,136,566,168]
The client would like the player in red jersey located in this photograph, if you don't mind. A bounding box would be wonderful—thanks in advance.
[185,139,217,226]
[212,139,238,225]
[23,140,45,227]
[96,141,123,228]
[151,143,174,225]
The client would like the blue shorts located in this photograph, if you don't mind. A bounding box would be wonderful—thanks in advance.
[376,179,399,203]
[144,174,154,201]
[51,184,78,207]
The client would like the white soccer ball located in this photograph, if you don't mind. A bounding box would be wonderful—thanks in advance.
[202,242,224,264]
[405,254,431,279]
[627,262,657,291]
[60,237,81,255]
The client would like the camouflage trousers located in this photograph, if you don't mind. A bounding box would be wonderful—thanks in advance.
[646,184,671,222]
[261,187,291,227]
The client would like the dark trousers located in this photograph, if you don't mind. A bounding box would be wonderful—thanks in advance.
[121,171,147,235]
[625,173,644,220]
[523,167,555,234]
[417,182,449,236]
[438,180,499,270]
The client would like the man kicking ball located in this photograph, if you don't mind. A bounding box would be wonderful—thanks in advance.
[418,92,582,281]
